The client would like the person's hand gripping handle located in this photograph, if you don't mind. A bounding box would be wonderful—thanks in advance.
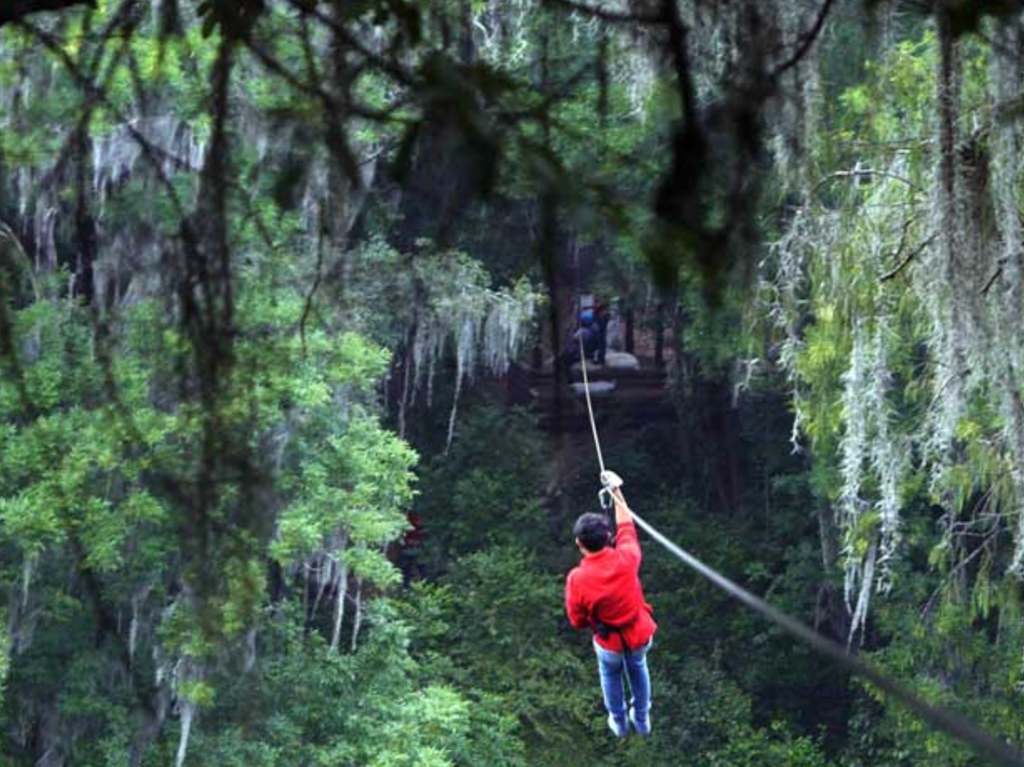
[600,470,631,525]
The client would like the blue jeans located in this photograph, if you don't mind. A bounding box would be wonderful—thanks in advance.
[594,638,652,726]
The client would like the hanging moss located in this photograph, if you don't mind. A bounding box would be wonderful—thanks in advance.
[765,14,1024,639]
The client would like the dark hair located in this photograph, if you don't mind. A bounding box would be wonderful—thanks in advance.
[573,512,612,551]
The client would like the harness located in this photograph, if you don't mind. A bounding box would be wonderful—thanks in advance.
[591,617,634,656]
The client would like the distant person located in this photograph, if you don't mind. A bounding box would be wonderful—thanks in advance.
[565,471,656,737]
[561,308,601,370]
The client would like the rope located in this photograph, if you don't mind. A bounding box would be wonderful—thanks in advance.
[573,349,1024,767]
[577,331,606,475]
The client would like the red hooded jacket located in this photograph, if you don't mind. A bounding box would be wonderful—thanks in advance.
[565,517,657,652]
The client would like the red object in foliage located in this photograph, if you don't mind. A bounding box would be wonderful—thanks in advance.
[402,513,425,548]
[564,518,657,652]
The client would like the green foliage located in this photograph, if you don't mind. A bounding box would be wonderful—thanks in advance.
[764,18,1024,767]
[416,406,547,560]
[8,2,1024,767]
[0,274,423,760]
[273,411,416,569]
[179,603,525,767]
[703,724,831,767]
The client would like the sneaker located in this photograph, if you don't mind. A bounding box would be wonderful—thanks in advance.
[607,713,629,738]
[629,706,651,736]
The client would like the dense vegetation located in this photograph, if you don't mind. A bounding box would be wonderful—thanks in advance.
[3,1,1024,765]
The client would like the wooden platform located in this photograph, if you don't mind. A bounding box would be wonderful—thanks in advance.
[508,359,676,431]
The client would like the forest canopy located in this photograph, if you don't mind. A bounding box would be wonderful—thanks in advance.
[4,1,1024,766]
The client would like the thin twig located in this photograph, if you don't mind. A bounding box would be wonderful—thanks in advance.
[920,528,1000,619]
[812,167,925,197]
[981,257,1009,295]
[880,233,937,282]
[280,0,415,87]
[242,35,411,124]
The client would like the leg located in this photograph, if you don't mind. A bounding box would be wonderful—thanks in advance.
[623,640,653,734]
[593,641,628,735]
[596,319,608,365]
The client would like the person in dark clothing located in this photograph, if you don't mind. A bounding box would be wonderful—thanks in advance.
[565,470,656,737]
[561,309,601,370]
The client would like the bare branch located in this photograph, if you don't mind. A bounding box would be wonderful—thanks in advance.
[812,167,925,197]
[0,0,94,28]
[662,0,696,127]
[280,0,415,87]
[880,233,937,282]
[242,36,410,124]
[981,256,1009,295]
[920,527,999,619]
[772,0,836,77]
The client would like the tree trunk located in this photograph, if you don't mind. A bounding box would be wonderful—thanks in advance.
[329,556,349,653]
[817,501,839,576]
[128,687,169,767]
[814,500,850,640]
[654,301,666,369]
[397,324,415,439]
[73,127,96,304]
[540,195,563,429]
[350,577,364,652]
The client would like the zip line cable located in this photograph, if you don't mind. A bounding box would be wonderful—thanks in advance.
[577,330,606,475]
[574,337,1024,767]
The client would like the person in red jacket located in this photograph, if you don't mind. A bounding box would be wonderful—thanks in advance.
[565,470,656,737]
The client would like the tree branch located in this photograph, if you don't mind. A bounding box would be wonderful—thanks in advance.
[0,0,94,28]
[662,0,696,127]
[981,256,1009,295]
[920,527,999,619]
[880,233,937,282]
[772,0,836,77]
[812,167,925,197]
[242,35,410,124]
